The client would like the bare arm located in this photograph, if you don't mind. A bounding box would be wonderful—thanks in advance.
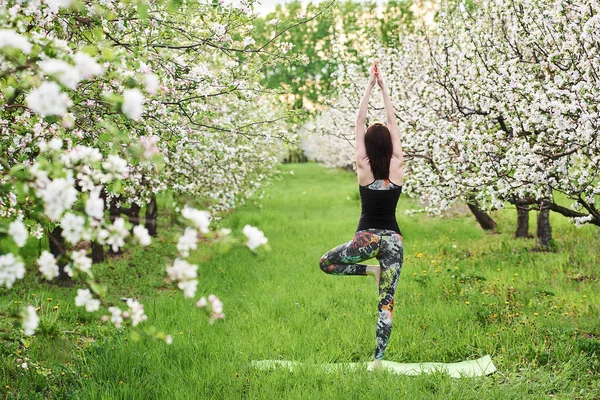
[378,75,403,161]
[356,62,377,164]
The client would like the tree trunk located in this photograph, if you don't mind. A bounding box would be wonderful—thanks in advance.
[129,202,141,226]
[515,200,531,238]
[91,241,105,263]
[536,199,553,248]
[467,202,498,231]
[109,197,120,223]
[145,194,158,237]
[48,227,69,281]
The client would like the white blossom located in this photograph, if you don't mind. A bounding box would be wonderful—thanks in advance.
[102,154,129,179]
[0,29,32,53]
[62,145,102,167]
[176,227,198,257]
[195,296,208,308]
[144,73,160,95]
[181,206,210,233]
[212,23,226,36]
[121,88,144,121]
[208,294,223,313]
[178,279,198,299]
[107,306,123,328]
[243,224,268,250]
[85,191,104,220]
[21,305,39,336]
[126,298,147,326]
[97,217,129,252]
[45,0,73,14]
[60,212,89,245]
[37,177,78,220]
[71,250,92,275]
[73,51,104,79]
[166,258,198,298]
[279,42,294,54]
[0,253,26,288]
[26,81,73,117]
[48,138,63,151]
[8,219,28,248]
[133,225,151,246]
[74,288,100,312]
[138,135,159,158]
[37,251,59,280]
[38,58,81,89]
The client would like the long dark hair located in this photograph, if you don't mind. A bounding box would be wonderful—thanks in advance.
[365,123,393,179]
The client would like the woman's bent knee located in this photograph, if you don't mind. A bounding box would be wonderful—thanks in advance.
[319,256,332,273]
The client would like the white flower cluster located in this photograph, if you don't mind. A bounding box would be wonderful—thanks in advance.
[122,88,144,121]
[37,251,59,280]
[243,225,268,251]
[182,206,211,233]
[133,225,151,246]
[196,294,224,324]
[21,305,39,336]
[75,288,100,312]
[177,228,198,258]
[26,82,73,117]
[1,0,294,338]
[314,0,600,227]
[36,176,78,220]
[166,258,198,298]
[38,51,103,89]
[0,253,25,288]
[97,218,129,252]
[0,29,32,53]
[102,298,147,328]
[70,249,93,276]
[126,298,147,327]
[8,220,28,247]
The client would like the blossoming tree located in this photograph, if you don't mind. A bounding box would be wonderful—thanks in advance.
[304,0,600,247]
[0,0,316,339]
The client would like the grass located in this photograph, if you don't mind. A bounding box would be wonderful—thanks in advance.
[1,162,599,399]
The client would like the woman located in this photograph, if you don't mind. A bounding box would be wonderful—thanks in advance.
[319,60,404,369]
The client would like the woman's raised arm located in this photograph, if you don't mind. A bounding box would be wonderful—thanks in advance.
[377,70,403,162]
[355,61,377,165]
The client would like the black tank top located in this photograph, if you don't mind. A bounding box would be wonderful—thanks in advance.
[356,179,402,235]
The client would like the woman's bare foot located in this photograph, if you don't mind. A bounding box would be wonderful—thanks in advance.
[367,265,381,285]
[372,359,382,370]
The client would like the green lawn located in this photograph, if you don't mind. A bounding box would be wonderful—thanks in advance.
[2,163,599,399]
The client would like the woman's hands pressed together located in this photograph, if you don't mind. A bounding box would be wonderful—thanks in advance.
[368,60,378,88]
[368,60,386,89]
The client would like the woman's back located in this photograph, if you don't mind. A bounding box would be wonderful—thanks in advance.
[356,179,402,235]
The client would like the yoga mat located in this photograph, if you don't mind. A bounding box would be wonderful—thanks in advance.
[251,355,496,378]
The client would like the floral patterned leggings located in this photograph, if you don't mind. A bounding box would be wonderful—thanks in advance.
[319,228,404,361]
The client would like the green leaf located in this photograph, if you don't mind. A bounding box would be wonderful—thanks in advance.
[88,282,107,298]
[111,180,123,195]
[167,0,183,13]
[125,77,137,89]
[137,2,149,21]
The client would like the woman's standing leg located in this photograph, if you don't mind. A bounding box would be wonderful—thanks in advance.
[319,230,381,276]
[374,232,403,361]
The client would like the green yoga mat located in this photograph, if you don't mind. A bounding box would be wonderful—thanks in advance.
[251,355,496,378]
